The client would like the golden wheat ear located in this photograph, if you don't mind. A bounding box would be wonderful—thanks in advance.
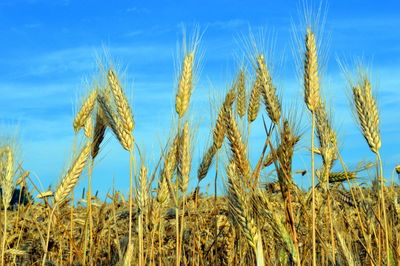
[175,51,195,118]
[236,69,247,118]
[73,89,98,133]
[54,143,91,205]
[304,28,320,112]
[257,54,281,125]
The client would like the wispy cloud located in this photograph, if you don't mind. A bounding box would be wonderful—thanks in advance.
[209,19,249,30]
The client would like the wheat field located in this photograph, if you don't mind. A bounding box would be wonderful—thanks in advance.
[1,12,400,266]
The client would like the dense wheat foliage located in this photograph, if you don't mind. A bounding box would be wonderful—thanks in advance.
[1,16,400,266]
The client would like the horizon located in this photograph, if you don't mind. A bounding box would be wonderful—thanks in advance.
[1,0,400,199]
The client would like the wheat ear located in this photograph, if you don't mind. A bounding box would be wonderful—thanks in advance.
[304,28,320,112]
[107,69,134,132]
[97,95,133,151]
[73,89,98,133]
[179,122,191,194]
[257,54,281,125]
[175,51,195,118]
[213,88,236,149]
[247,73,261,123]
[225,108,250,178]
[351,80,381,154]
[236,70,246,118]
[91,109,107,159]
[197,145,217,183]
[54,143,91,204]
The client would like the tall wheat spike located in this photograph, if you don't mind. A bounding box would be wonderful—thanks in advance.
[175,51,195,118]
[257,54,281,125]
[197,145,217,183]
[351,80,381,154]
[351,74,389,265]
[304,27,321,266]
[304,28,320,113]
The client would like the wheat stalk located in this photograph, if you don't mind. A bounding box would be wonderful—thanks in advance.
[304,27,321,266]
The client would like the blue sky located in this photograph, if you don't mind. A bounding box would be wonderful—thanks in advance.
[1,0,400,197]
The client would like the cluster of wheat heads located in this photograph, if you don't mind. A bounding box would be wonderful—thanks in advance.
[0,25,400,266]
